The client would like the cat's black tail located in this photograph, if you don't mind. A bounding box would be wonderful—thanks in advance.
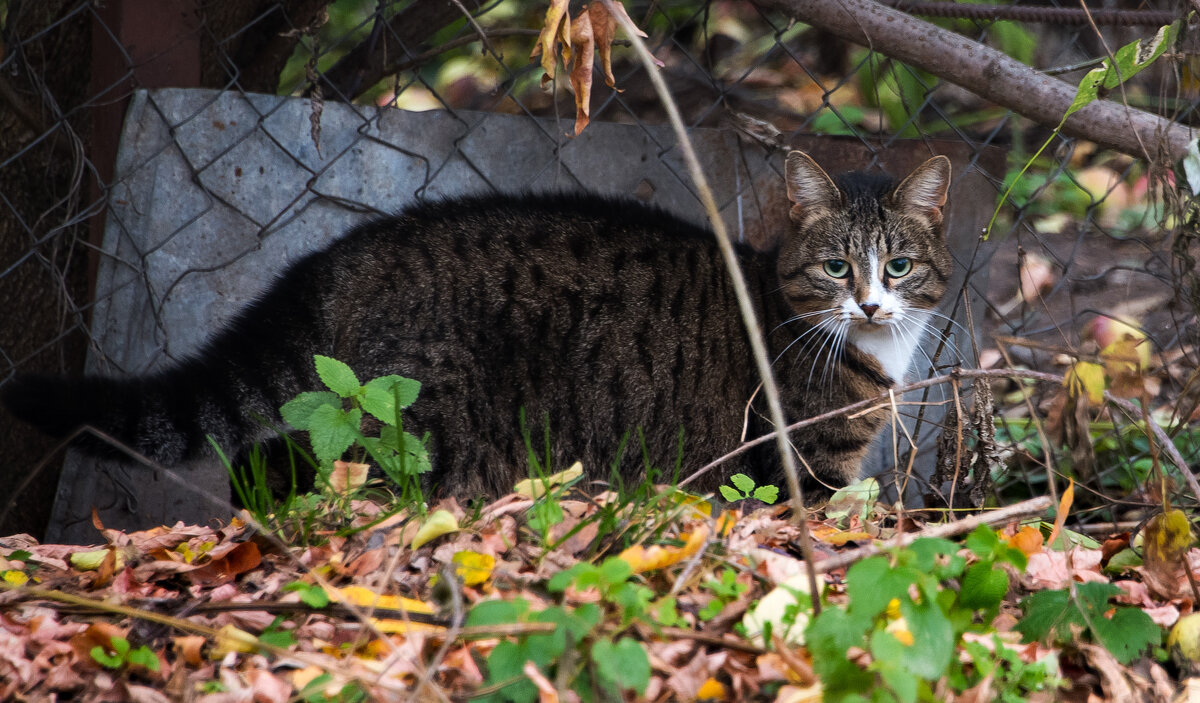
[2,243,339,465]
[1,362,275,465]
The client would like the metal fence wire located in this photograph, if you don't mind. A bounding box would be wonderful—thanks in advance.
[1,0,1198,537]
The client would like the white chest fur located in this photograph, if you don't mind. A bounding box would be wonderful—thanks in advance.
[846,311,931,384]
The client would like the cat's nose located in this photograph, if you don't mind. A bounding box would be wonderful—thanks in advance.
[860,303,880,319]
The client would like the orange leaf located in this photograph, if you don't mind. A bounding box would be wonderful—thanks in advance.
[189,541,262,584]
[172,635,206,666]
[1005,525,1044,556]
[1046,479,1074,548]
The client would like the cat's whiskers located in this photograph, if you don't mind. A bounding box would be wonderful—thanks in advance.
[815,319,849,398]
[770,308,835,336]
[772,315,843,398]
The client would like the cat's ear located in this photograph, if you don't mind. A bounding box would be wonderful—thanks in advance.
[891,155,951,226]
[785,151,841,223]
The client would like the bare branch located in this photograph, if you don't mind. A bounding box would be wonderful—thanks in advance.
[754,0,1193,161]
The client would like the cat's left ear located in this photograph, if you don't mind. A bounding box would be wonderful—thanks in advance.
[891,155,951,227]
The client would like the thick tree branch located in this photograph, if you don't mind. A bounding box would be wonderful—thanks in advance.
[754,0,1193,161]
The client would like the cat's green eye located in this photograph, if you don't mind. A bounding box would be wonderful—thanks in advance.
[823,259,850,279]
[885,257,912,277]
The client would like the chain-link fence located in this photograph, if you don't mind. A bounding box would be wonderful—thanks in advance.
[1,0,1196,539]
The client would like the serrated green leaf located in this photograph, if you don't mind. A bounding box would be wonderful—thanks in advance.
[729,473,755,493]
[314,355,361,397]
[718,485,742,502]
[361,375,421,424]
[592,637,650,694]
[1016,588,1072,643]
[307,404,360,466]
[279,391,340,431]
[959,562,1009,611]
[1092,604,1160,664]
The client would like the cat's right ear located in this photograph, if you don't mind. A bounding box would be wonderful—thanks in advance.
[785,151,841,223]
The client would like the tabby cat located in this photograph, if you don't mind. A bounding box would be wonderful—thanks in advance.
[3,151,952,498]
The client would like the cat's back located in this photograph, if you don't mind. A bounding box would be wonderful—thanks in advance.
[330,191,726,272]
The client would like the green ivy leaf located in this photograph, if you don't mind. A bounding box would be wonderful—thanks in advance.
[279,391,339,431]
[592,637,650,694]
[314,355,361,397]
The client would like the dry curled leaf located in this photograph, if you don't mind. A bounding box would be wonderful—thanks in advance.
[529,1,653,135]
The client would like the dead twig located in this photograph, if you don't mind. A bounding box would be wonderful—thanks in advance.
[811,495,1054,574]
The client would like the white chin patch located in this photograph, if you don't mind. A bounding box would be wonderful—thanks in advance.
[847,312,930,384]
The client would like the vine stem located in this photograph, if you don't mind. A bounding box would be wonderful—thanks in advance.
[600,0,822,613]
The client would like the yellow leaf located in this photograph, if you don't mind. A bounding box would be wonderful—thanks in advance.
[513,461,583,499]
[817,530,873,546]
[1064,361,1105,405]
[530,0,571,83]
[2,570,28,586]
[618,524,709,573]
[411,509,459,549]
[1046,479,1074,548]
[69,548,111,571]
[452,550,495,587]
[329,585,441,635]
[697,677,728,700]
[210,624,258,658]
[1145,509,1195,570]
[330,585,433,614]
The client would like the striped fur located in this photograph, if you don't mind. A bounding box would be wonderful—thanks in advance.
[3,152,951,498]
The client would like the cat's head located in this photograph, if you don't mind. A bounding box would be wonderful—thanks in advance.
[776,151,953,333]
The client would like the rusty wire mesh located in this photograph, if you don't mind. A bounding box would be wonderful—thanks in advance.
[0,0,1197,536]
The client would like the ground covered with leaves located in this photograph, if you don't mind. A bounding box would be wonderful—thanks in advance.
[2,464,1199,703]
